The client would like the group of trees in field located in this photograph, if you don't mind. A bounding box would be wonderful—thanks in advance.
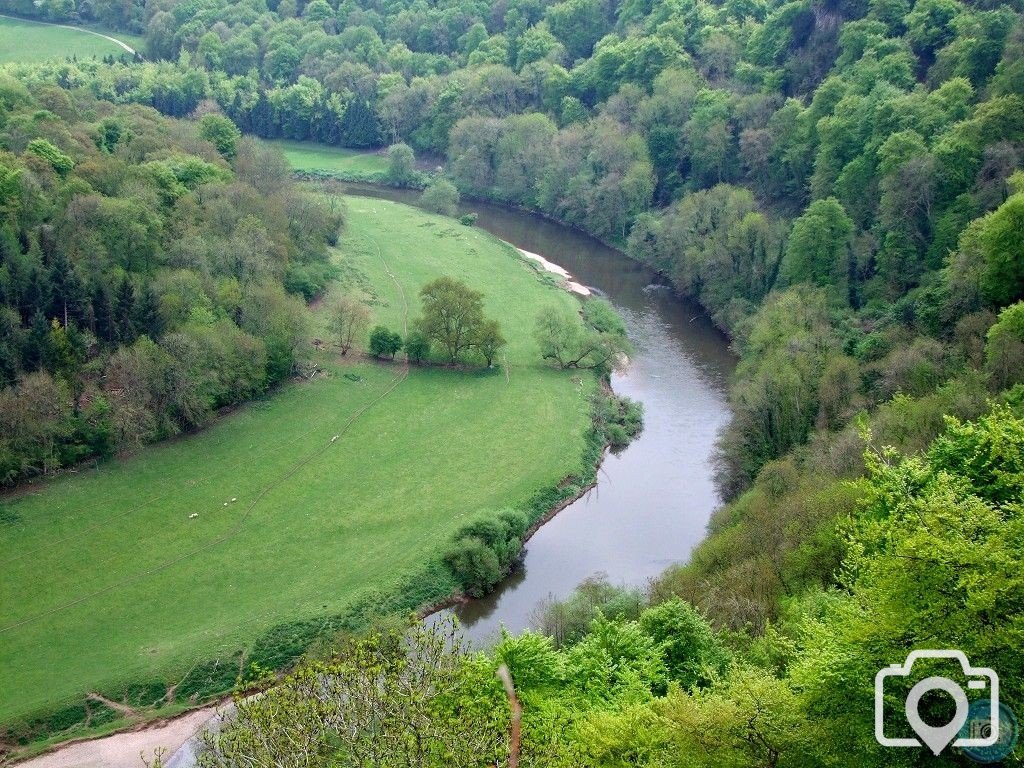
[0,85,340,484]
[329,276,506,366]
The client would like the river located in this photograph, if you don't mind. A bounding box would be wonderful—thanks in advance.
[337,184,736,644]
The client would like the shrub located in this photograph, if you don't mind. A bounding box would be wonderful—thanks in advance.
[385,143,417,187]
[593,391,644,447]
[444,536,501,597]
[532,574,646,647]
[26,138,73,176]
[420,178,460,216]
[459,212,478,226]
[403,330,430,364]
[368,325,403,359]
[639,598,729,688]
[583,298,627,336]
[443,509,530,596]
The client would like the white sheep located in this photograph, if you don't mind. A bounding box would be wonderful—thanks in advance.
[189,513,199,519]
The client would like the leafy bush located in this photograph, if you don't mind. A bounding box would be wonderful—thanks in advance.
[444,509,530,596]
[420,178,460,216]
[583,298,627,336]
[593,391,644,448]
[403,330,431,363]
[367,325,403,359]
[444,536,501,597]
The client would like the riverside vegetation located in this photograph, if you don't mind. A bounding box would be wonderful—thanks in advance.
[2,0,1024,761]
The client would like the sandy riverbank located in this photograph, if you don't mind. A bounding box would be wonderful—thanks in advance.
[15,706,218,768]
[517,249,592,296]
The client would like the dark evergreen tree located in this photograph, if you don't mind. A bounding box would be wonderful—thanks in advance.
[338,99,380,148]
[134,285,163,340]
[24,310,50,371]
[47,252,86,327]
[22,267,51,324]
[92,284,116,345]
[250,92,274,138]
[114,276,137,343]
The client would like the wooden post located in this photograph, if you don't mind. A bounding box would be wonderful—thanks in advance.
[496,664,521,768]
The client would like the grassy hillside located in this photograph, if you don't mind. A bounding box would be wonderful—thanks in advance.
[0,16,133,63]
[0,198,592,731]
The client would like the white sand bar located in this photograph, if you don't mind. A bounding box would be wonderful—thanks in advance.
[517,249,592,296]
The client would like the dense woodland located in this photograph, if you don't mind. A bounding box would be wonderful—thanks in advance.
[0,88,341,484]
[2,0,1024,760]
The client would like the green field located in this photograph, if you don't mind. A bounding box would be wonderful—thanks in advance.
[0,198,592,729]
[0,16,135,63]
[275,140,392,177]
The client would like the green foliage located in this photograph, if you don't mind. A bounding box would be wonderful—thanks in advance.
[493,629,563,691]
[715,287,841,499]
[367,325,403,359]
[444,508,529,596]
[403,329,431,364]
[534,304,632,373]
[979,192,1024,307]
[592,390,644,448]
[582,298,626,336]
[385,142,417,187]
[638,599,729,688]
[420,178,460,216]
[199,620,508,768]
[443,535,502,597]
[416,276,486,363]
[782,197,854,295]
[534,574,646,647]
[198,114,242,160]
[985,300,1024,389]
[26,138,72,176]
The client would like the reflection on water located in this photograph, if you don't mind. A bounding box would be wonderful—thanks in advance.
[337,184,735,646]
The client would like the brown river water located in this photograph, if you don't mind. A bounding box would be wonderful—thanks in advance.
[338,184,736,644]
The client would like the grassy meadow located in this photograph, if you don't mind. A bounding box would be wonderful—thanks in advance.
[0,198,592,732]
[275,140,392,180]
[0,16,135,63]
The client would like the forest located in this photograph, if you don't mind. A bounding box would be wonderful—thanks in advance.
[1,0,1023,759]
[0,86,341,484]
